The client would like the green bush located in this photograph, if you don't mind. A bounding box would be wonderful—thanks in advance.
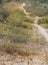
[38,17,48,28]
[38,17,48,24]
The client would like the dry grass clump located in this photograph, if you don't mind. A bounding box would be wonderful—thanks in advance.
[0,39,33,56]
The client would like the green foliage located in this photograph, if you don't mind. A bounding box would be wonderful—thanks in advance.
[38,17,48,28]
[25,2,48,16]
[1,0,48,3]
[38,17,48,24]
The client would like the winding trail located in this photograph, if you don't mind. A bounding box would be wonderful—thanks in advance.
[20,3,48,42]
[20,3,29,15]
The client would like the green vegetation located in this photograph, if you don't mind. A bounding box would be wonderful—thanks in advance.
[0,0,48,55]
[0,0,48,3]
[25,2,48,16]
[38,17,48,28]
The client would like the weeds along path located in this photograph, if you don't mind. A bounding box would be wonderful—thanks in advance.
[34,16,48,42]
[0,3,48,65]
[20,3,48,42]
